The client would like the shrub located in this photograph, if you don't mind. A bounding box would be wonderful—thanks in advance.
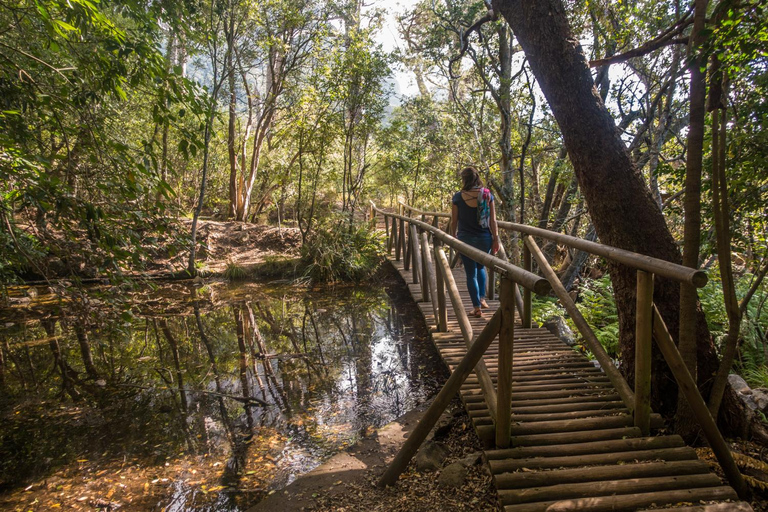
[300,214,384,282]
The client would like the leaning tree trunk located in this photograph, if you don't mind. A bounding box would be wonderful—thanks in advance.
[492,0,748,434]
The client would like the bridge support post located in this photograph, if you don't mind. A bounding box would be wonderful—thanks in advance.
[496,277,515,448]
[522,245,532,328]
[634,270,654,435]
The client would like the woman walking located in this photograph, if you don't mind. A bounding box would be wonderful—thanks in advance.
[450,166,500,317]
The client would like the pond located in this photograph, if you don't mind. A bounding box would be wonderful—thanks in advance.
[0,275,446,511]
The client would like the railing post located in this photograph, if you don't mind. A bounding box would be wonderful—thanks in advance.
[403,219,410,270]
[385,215,391,254]
[419,230,430,301]
[411,224,421,287]
[421,232,439,327]
[496,277,515,448]
[634,270,654,435]
[434,245,448,332]
[487,266,495,301]
[522,245,532,328]
[398,217,405,263]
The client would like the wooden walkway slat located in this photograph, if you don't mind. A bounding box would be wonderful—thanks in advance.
[387,256,753,511]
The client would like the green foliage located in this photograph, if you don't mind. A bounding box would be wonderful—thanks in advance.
[0,0,201,284]
[531,296,565,326]
[742,364,768,390]
[223,261,250,281]
[574,275,620,358]
[300,214,384,282]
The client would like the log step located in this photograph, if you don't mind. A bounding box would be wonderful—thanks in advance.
[502,486,738,512]
[494,459,712,489]
[499,473,723,506]
[489,446,698,473]
[487,435,685,459]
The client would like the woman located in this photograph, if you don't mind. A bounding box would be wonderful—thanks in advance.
[450,166,500,317]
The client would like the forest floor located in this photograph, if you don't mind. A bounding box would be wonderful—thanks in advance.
[178,219,303,277]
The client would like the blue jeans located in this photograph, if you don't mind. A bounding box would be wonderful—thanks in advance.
[458,235,493,308]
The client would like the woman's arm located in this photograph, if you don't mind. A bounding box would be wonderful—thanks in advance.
[489,200,500,254]
[450,203,459,237]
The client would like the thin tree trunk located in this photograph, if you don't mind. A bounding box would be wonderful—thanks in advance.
[74,324,99,380]
[676,0,709,440]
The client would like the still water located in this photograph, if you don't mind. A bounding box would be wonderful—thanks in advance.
[0,279,445,511]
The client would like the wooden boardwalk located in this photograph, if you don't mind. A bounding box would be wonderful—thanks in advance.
[389,256,753,512]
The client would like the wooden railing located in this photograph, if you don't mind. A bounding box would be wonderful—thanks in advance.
[370,202,748,500]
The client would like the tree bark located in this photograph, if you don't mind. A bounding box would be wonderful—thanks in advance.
[491,0,743,433]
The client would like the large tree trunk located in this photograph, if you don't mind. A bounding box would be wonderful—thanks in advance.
[492,0,747,433]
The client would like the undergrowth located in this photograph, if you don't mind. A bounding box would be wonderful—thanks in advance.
[300,214,384,282]
[532,275,620,359]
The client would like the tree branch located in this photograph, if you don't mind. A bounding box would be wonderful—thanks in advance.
[589,9,693,68]
[448,8,498,79]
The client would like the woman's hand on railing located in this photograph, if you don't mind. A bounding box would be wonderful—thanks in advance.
[492,238,500,255]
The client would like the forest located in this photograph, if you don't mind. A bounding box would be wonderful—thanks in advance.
[1,0,768,510]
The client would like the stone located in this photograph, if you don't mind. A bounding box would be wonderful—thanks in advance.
[543,316,575,346]
[728,374,751,394]
[752,388,768,412]
[458,452,482,467]
[413,441,450,472]
[437,462,467,488]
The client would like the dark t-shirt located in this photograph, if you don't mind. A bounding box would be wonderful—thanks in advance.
[452,189,494,239]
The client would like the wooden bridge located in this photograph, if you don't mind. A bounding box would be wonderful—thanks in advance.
[370,203,754,512]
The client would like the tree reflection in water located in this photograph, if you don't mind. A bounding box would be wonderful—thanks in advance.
[0,281,445,511]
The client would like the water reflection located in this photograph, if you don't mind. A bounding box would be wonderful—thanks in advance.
[0,281,445,511]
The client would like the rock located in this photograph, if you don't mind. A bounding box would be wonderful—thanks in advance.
[728,374,751,394]
[437,462,467,488]
[458,452,482,467]
[413,441,450,472]
[752,388,768,412]
[543,316,575,346]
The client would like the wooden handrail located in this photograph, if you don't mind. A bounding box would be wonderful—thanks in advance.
[374,207,550,295]
[499,221,707,287]
[394,202,707,287]
[399,202,451,219]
